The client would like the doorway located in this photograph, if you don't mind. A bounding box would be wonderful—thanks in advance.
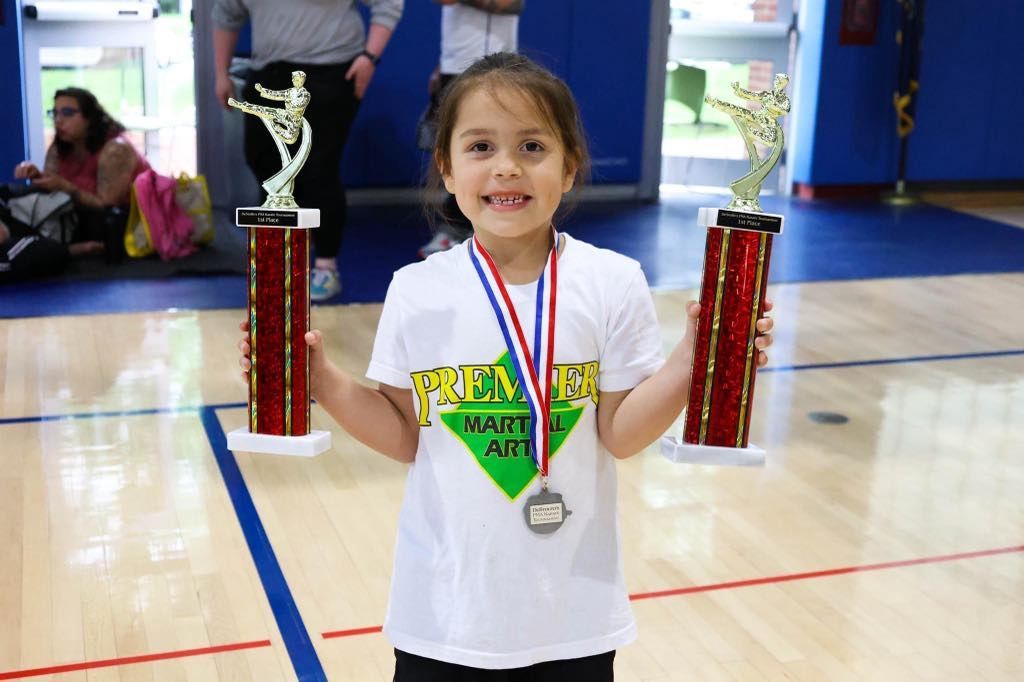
[22,0,196,177]
[660,0,795,194]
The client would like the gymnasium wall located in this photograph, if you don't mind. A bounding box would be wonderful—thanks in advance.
[8,1,1020,191]
[792,0,1024,187]
[0,0,28,179]
[341,0,651,187]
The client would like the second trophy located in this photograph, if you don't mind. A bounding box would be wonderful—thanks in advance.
[661,74,790,466]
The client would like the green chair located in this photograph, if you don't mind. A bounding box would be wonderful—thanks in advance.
[666,63,707,124]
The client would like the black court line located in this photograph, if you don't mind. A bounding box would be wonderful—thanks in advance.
[760,348,1024,373]
[3,348,1022,427]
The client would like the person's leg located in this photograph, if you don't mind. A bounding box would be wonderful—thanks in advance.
[0,222,71,282]
[243,63,295,188]
[419,74,471,259]
[293,62,359,299]
[71,207,110,260]
[296,64,358,261]
[520,650,616,682]
[393,649,509,682]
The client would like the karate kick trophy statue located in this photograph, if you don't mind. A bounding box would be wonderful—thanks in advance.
[661,74,790,467]
[226,71,331,456]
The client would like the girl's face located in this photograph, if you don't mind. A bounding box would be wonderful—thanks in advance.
[52,95,88,144]
[443,87,575,245]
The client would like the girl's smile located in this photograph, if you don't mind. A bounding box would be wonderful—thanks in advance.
[484,192,531,211]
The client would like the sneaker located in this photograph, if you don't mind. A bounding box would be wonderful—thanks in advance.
[310,268,341,302]
[418,231,457,259]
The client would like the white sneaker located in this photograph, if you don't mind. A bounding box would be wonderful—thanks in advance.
[310,268,341,301]
[418,231,457,259]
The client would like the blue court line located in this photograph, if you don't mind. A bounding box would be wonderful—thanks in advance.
[199,407,327,682]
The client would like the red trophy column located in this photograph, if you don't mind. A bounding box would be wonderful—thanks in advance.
[661,207,782,466]
[227,207,331,457]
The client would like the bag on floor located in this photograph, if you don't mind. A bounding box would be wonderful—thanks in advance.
[175,173,215,246]
[0,184,78,245]
[125,171,212,260]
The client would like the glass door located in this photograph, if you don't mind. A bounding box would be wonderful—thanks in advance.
[22,0,196,176]
[661,0,795,194]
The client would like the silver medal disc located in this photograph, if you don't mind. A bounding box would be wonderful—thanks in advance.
[524,489,571,534]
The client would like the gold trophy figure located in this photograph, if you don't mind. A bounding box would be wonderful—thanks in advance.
[704,73,790,213]
[661,74,790,467]
[229,70,313,209]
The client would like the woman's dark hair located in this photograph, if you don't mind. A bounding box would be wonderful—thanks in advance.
[53,87,125,157]
[425,52,591,232]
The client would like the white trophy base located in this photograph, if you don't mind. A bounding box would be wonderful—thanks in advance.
[227,428,332,457]
[660,436,766,467]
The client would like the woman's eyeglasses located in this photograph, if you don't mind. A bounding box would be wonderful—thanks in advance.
[47,107,81,120]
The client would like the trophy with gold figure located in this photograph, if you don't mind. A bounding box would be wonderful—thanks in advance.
[226,70,331,457]
[661,74,790,467]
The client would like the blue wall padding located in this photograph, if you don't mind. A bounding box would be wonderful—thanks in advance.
[907,1,1024,181]
[565,2,649,184]
[790,0,825,185]
[794,0,1024,185]
[0,0,28,178]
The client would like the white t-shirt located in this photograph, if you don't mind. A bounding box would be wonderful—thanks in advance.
[367,234,665,669]
[440,5,519,76]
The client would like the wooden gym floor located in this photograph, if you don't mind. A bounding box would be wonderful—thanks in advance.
[1,193,1023,680]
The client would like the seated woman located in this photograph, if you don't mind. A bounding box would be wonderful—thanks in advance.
[13,87,152,259]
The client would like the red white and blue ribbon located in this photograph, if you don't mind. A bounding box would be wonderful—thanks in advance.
[469,231,558,484]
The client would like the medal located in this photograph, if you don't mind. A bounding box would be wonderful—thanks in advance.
[469,230,571,534]
[523,488,571,534]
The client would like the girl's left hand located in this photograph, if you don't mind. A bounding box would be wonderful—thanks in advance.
[683,298,774,368]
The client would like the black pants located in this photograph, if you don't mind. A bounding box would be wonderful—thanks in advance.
[393,649,615,682]
[76,206,128,264]
[243,61,360,260]
[0,218,70,283]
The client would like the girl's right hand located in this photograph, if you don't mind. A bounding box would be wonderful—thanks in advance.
[238,319,252,379]
[237,320,329,401]
[303,329,328,401]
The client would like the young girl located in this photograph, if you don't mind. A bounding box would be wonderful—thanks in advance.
[239,53,773,680]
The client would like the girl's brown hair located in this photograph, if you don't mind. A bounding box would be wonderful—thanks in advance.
[426,53,590,234]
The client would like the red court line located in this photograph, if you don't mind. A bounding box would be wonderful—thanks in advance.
[322,625,384,639]
[0,639,272,680]
[319,544,1024,639]
[629,544,1024,601]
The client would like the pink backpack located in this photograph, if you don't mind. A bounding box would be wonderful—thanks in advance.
[128,169,198,261]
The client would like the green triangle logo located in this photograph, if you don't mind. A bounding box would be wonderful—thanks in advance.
[440,352,584,500]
